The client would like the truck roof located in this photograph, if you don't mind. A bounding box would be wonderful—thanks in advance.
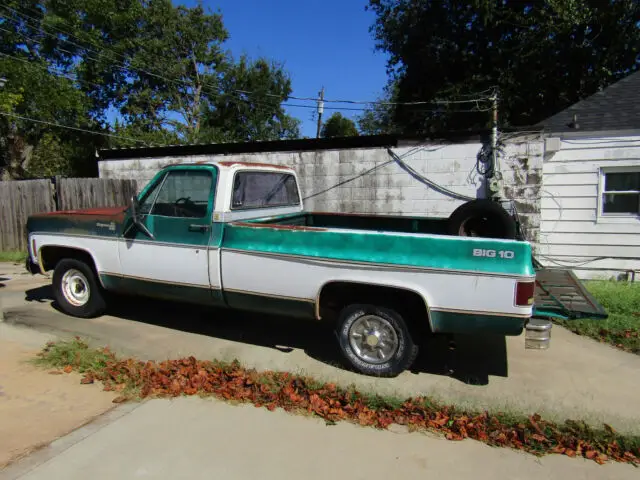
[167,161,295,172]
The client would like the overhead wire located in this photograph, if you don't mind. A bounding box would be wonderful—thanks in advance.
[0,111,147,144]
[0,4,494,111]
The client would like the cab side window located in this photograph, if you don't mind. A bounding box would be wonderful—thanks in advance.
[150,170,213,218]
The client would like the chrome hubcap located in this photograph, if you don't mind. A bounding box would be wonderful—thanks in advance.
[61,269,90,307]
[348,315,399,364]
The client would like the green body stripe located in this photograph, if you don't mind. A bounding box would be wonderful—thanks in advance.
[100,274,225,306]
[222,220,534,276]
[429,310,525,335]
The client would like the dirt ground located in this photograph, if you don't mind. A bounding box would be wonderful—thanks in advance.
[0,338,116,468]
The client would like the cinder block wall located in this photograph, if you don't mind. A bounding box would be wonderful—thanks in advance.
[99,136,542,244]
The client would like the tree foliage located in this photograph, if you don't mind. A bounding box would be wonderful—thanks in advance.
[321,112,359,138]
[367,0,640,133]
[0,0,300,178]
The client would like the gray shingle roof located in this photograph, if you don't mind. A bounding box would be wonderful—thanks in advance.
[538,70,640,133]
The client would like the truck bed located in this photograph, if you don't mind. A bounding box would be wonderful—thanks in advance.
[250,212,450,235]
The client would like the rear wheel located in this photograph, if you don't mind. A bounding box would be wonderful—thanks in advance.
[53,258,107,318]
[335,304,418,377]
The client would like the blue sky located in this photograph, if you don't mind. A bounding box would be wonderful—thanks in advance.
[180,0,389,137]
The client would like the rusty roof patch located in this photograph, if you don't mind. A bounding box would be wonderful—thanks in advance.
[217,161,292,170]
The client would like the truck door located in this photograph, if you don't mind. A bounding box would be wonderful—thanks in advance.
[117,166,222,305]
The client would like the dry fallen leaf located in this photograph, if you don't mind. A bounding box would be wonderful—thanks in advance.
[48,370,63,375]
[63,365,73,374]
[112,396,127,404]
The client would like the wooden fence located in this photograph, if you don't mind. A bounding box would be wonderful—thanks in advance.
[0,177,137,251]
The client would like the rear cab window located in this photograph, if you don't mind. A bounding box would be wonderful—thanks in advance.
[231,171,300,210]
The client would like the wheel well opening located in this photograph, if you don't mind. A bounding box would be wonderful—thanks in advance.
[40,247,97,274]
[318,282,430,332]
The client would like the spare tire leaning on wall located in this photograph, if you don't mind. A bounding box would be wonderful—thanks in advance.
[447,199,517,240]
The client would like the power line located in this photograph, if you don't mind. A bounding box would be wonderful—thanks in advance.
[0,4,494,110]
[0,47,490,116]
[0,111,147,144]
[0,51,106,90]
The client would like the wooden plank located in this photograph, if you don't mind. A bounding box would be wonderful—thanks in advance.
[543,172,598,186]
[0,178,135,252]
[540,220,640,234]
[541,232,640,247]
[540,208,596,221]
[0,179,54,251]
[540,196,597,210]
[541,243,640,258]
[56,177,136,210]
[542,185,598,197]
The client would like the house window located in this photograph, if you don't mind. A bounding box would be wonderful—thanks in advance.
[601,170,640,215]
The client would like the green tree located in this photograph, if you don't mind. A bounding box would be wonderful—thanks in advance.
[201,56,300,143]
[356,83,398,135]
[0,0,302,178]
[367,0,640,133]
[321,112,359,138]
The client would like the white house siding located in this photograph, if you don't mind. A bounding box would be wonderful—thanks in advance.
[98,138,543,247]
[539,134,640,280]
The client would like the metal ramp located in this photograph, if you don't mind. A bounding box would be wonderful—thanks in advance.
[533,267,608,320]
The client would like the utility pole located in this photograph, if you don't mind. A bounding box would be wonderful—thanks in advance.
[489,88,500,200]
[316,86,325,138]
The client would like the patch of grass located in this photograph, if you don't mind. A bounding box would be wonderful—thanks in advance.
[361,392,405,411]
[32,338,114,373]
[0,250,26,263]
[555,280,640,354]
[33,338,640,465]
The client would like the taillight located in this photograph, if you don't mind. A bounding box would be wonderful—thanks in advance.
[31,238,37,257]
[515,281,535,306]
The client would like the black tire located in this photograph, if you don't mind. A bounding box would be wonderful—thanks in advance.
[447,199,516,239]
[335,304,418,377]
[52,258,107,318]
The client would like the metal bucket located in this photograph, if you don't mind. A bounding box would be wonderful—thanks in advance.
[525,318,552,350]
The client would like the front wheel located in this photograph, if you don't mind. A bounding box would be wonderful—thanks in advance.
[52,258,107,318]
[335,304,418,377]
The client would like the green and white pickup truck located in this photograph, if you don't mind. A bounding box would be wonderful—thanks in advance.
[25,161,607,376]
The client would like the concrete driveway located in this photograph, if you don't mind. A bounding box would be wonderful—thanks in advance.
[2,397,637,480]
[2,262,640,434]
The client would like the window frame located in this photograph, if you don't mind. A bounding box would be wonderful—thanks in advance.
[136,166,217,220]
[598,165,640,218]
[229,169,301,211]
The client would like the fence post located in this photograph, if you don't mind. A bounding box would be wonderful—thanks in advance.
[50,176,59,210]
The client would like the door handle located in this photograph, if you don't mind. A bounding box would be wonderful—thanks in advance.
[188,224,209,232]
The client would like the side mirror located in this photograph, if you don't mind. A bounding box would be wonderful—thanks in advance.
[130,194,140,219]
[128,195,155,240]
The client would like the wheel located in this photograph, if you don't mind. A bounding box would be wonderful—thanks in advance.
[52,258,107,318]
[447,199,516,239]
[335,304,418,377]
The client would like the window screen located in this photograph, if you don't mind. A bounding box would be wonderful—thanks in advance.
[150,170,213,218]
[232,172,300,209]
[602,171,640,215]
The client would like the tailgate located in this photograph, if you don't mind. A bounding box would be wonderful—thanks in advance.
[533,267,608,320]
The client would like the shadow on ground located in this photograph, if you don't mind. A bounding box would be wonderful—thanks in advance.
[0,276,8,288]
[24,285,508,386]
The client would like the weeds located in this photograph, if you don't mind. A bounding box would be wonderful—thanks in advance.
[35,338,640,466]
[0,251,27,263]
[555,280,640,354]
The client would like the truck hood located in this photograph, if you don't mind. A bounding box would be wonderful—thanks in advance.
[27,206,128,238]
